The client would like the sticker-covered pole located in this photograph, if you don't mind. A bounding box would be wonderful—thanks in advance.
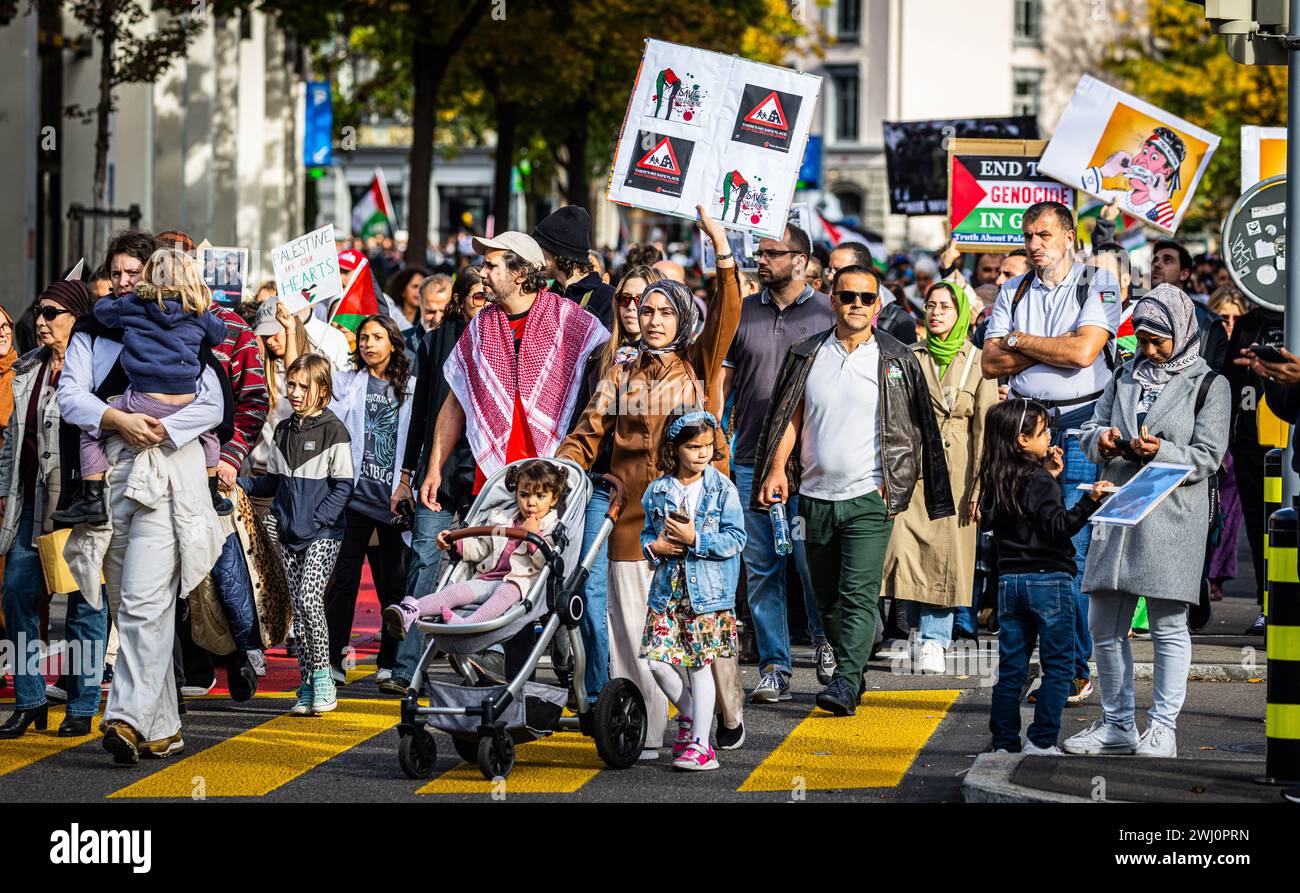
[1286,0,1300,505]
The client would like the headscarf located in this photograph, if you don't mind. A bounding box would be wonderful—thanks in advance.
[1131,282,1201,388]
[41,279,95,319]
[924,281,971,377]
[0,305,17,431]
[638,279,700,356]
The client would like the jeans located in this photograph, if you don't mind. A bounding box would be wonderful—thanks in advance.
[1089,592,1190,730]
[1,504,104,714]
[577,485,611,698]
[802,491,893,687]
[393,505,454,685]
[1051,409,1098,681]
[989,572,1076,751]
[905,602,953,648]
[325,510,410,671]
[734,463,823,677]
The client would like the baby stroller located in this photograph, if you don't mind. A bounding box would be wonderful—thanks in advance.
[395,458,649,781]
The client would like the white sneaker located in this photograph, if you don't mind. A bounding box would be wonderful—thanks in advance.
[375,668,393,684]
[1135,723,1177,758]
[917,641,947,675]
[638,748,660,761]
[180,679,216,698]
[247,649,267,677]
[1063,719,1138,755]
[1023,741,1064,756]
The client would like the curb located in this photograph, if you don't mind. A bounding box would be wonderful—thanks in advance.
[962,754,1098,804]
[1097,662,1265,682]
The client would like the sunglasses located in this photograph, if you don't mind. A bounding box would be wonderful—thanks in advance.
[615,291,639,307]
[834,290,879,307]
[467,291,487,303]
[38,305,74,321]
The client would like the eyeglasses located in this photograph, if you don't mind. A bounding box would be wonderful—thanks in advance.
[616,291,639,307]
[38,305,73,321]
[923,302,956,313]
[834,290,878,307]
[754,249,800,261]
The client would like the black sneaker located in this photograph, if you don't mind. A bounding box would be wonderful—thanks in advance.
[51,480,108,526]
[815,677,857,717]
[1244,612,1266,636]
[716,715,746,750]
[378,678,409,697]
[1283,785,1300,804]
[209,477,234,516]
[814,642,836,686]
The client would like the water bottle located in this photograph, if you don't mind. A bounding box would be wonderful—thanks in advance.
[770,502,792,557]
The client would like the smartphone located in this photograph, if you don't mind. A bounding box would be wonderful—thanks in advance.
[668,510,689,524]
[1251,343,1288,364]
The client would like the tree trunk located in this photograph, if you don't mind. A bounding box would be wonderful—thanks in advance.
[405,30,437,267]
[92,3,116,210]
[492,100,516,232]
[562,97,590,208]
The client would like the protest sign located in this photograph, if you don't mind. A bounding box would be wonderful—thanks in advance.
[1242,126,1286,190]
[1039,75,1218,236]
[271,224,343,313]
[203,247,248,305]
[948,140,1073,252]
[608,39,821,238]
[883,116,1038,216]
[1089,463,1194,527]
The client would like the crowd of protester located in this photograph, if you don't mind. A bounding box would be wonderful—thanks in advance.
[0,192,1274,770]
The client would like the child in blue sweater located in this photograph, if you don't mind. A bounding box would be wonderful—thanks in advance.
[54,249,229,525]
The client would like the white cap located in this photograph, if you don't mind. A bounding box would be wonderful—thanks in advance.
[471,231,545,268]
[254,298,282,336]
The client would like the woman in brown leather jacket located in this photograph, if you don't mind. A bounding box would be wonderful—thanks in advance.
[557,206,741,759]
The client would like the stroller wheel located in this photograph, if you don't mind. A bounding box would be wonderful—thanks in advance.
[477,734,516,780]
[452,735,479,765]
[397,730,438,780]
[592,677,647,769]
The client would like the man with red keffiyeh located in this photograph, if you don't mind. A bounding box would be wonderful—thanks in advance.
[418,231,608,509]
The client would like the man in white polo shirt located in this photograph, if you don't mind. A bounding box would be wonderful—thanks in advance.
[753,263,954,716]
[981,200,1121,704]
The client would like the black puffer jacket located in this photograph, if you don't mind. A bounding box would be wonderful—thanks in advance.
[751,327,955,521]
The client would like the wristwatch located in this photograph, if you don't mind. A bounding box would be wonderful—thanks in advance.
[715,252,733,261]
[1006,333,1020,350]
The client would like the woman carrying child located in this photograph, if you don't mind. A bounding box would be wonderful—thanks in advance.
[240,354,354,716]
[640,407,745,771]
[979,399,1112,756]
[383,458,566,634]
[1065,283,1229,758]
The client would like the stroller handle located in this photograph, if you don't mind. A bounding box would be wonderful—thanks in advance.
[443,525,557,562]
[595,473,627,523]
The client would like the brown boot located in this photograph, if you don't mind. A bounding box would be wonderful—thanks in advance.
[102,720,140,765]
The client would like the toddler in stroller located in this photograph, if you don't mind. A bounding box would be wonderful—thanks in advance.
[384,460,566,634]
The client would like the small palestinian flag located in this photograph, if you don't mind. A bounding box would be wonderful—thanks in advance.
[351,167,395,239]
[330,254,380,333]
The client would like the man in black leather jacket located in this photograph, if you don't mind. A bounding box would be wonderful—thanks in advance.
[751,264,954,715]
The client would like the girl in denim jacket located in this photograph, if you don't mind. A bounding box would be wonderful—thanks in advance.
[639,407,746,771]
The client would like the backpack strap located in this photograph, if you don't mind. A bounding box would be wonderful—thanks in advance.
[1195,370,1217,416]
[1076,278,1116,372]
[1008,271,1035,325]
[579,289,594,309]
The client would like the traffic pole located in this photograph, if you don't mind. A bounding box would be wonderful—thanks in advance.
[1263,507,1300,784]
[1286,0,1300,504]
[1266,449,1285,615]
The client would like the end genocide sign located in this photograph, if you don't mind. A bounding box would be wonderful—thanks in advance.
[948,139,1074,252]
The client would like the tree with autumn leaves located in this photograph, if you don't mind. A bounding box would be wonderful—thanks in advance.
[1101,0,1286,234]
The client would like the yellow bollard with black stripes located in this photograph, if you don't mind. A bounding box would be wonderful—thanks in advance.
[1264,449,1284,616]
[1264,505,1300,785]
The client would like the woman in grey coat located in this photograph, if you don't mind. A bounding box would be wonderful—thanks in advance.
[1064,284,1229,759]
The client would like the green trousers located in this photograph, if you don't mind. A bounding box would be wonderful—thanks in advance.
[801,491,893,688]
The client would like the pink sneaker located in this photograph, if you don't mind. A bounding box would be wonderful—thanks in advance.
[672,716,694,758]
[673,741,719,771]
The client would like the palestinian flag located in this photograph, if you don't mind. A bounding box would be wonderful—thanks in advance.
[330,254,380,333]
[1079,200,1146,251]
[814,210,887,271]
[351,167,395,239]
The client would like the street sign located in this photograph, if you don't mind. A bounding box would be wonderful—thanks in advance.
[1223,174,1287,311]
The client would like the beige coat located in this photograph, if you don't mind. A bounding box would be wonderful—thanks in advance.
[883,340,996,607]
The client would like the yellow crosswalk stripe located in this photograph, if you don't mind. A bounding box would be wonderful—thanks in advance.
[738,689,960,792]
[0,706,100,778]
[417,732,604,795]
[108,699,397,798]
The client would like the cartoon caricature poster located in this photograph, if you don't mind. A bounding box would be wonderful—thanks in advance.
[608,39,822,238]
[1039,75,1219,236]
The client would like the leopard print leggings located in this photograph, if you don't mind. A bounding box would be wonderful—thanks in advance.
[264,515,341,678]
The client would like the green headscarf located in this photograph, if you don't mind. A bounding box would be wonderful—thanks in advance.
[925,280,972,377]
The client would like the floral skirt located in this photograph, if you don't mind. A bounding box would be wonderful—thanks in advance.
[639,563,737,668]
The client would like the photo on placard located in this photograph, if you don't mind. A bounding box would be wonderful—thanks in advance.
[730,84,803,154]
[623,130,696,198]
[203,247,247,305]
[700,229,756,273]
[644,65,710,126]
[1089,462,1194,527]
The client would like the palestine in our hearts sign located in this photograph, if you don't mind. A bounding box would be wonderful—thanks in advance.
[948,139,1074,252]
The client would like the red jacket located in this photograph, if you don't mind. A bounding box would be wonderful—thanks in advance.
[210,305,269,469]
